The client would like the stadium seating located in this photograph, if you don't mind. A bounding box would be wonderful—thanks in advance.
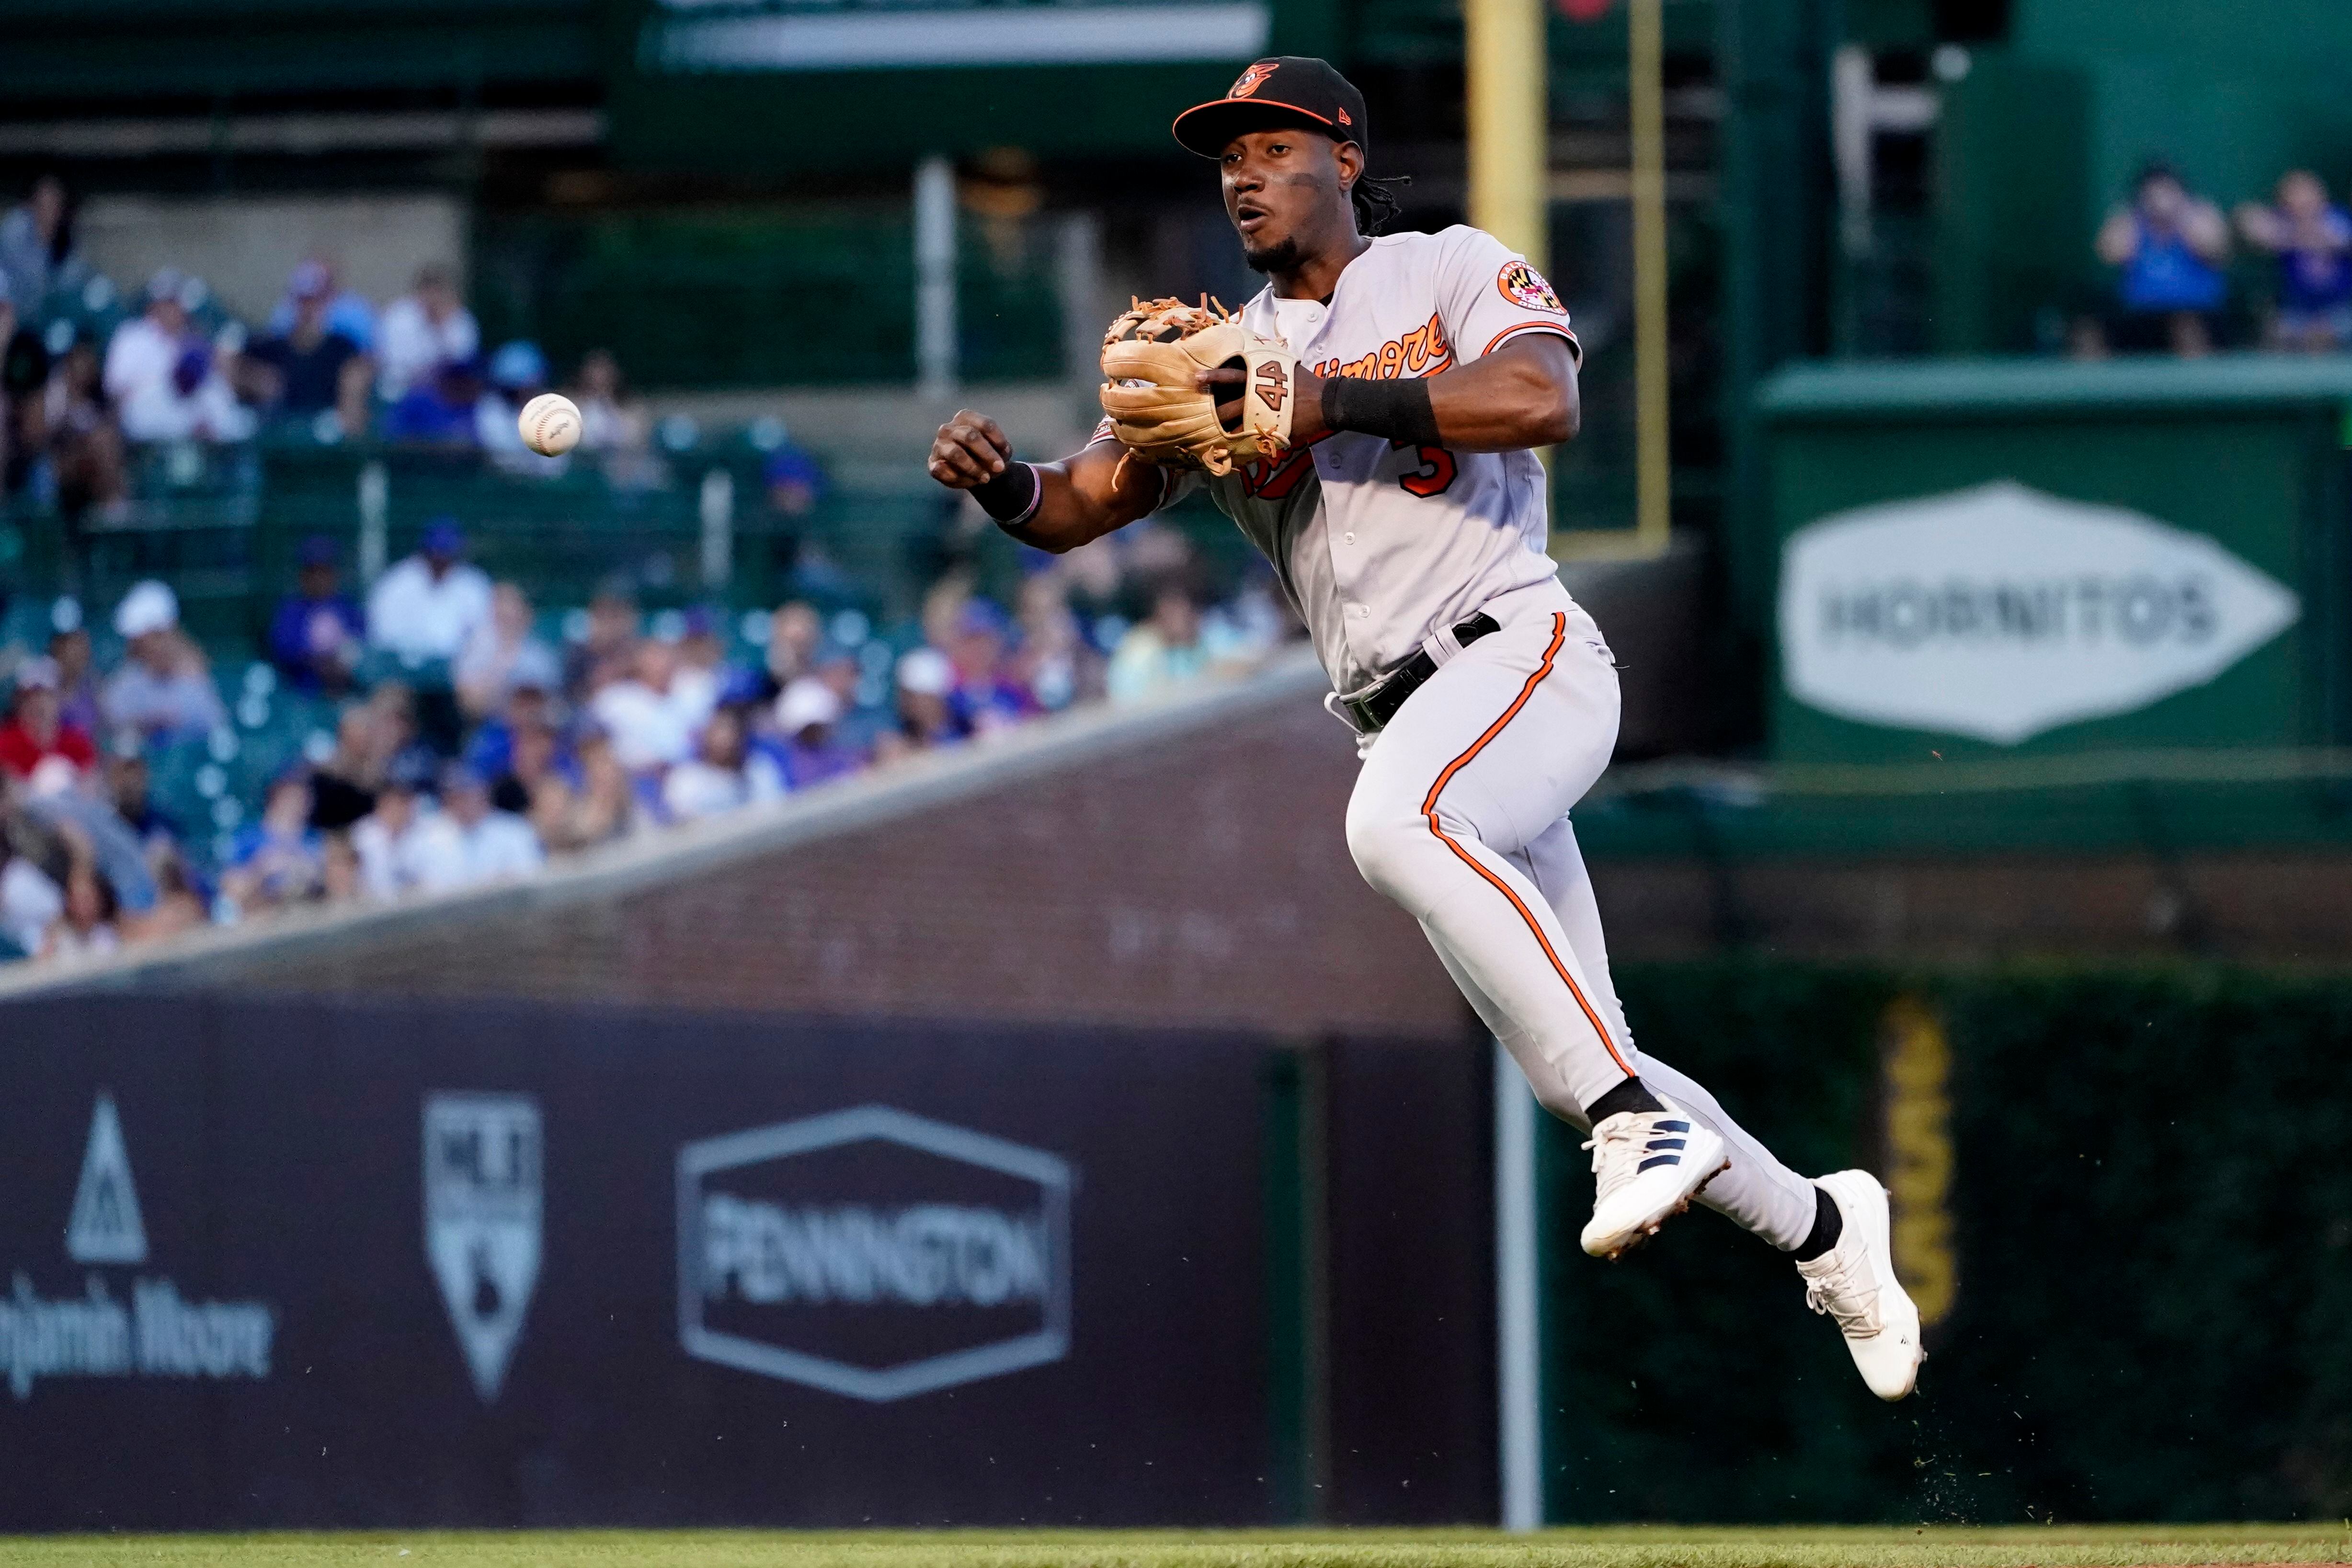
[0,421,954,874]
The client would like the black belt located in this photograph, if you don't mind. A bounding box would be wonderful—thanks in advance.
[1334,612,1500,734]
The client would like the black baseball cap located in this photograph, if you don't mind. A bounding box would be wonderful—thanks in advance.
[1173,57,1369,159]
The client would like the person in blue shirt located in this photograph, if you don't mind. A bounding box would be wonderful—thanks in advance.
[247,261,368,430]
[384,357,485,444]
[765,675,864,789]
[2236,169,2352,353]
[763,440,826,519]
[219,770,325,914]
[267,534,366,693]
[263,256,374,352]
[2095,161,2232,356]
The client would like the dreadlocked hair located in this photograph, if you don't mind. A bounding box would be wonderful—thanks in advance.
[1350,172,1411,236]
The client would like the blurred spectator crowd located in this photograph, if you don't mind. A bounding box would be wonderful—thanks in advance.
[0,515,1290,966]
[2082,160,2352,357]
[0,173,657,527]
[0,168,1297,966]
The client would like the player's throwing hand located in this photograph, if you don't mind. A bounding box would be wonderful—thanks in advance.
[928,409,1011,489]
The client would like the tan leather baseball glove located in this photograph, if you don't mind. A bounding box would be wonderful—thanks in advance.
[1099,296,1298,476]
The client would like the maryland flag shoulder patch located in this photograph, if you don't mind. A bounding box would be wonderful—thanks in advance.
[1496,260,1566,315]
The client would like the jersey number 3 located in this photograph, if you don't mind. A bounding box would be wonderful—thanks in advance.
[1390,440,1458,498]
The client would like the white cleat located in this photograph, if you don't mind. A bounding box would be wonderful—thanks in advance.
[1798,1170,1925,1401]
[1579,1103,1730,1260]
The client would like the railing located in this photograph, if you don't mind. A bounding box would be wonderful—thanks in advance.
[472,205,1073,391]
[0,426,962,658]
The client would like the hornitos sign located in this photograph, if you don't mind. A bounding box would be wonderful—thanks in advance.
[1779,481,2301,745]
[677,1105,1072,1402]
[0,1094,275,1402]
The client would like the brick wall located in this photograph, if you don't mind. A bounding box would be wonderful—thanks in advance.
[207,690,1482,1039]
[161,669,2352,1023]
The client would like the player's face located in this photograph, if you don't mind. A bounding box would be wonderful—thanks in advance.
[1221,128,1351,272]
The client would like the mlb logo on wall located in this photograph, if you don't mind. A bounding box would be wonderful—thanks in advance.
[423,1093,543,1403]
[677,1105,1073,1402]
[1779,481,2301,744]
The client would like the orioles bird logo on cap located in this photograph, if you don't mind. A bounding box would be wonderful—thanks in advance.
[1228,61,1277,98]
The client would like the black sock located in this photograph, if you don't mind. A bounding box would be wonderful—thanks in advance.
[1793,1185,1843,1262]
[1584,1076,1665,1124]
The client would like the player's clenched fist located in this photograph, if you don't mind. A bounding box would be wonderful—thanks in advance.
[928,409,1010,489]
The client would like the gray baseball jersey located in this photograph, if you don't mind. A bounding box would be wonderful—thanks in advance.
[1099,225,1581,692]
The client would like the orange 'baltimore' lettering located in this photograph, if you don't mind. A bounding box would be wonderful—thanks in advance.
[1309,312,1454,382]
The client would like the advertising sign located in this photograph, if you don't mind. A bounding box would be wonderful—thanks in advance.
[611,0,1331,169]
[679,1104,1073,1401]
[1778,481,2301,745]
[639,0,1271,72]
[3,1093,276,1406]
[0,997,1294,1529]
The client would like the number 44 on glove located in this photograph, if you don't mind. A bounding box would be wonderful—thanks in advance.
[1099,297,1298,477]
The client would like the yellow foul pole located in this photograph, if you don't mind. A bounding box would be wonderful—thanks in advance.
[1463,0,1550,541]
[1463,0,1549,264]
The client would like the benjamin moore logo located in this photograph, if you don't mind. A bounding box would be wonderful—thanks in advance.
[1780,481,2301,744]
[677,1105,1073,1402]
[424,1094,543,1403]
[66,1093,147,1265]
[0,1093,275,1402]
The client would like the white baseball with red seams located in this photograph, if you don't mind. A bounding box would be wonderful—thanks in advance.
[517,392,582,457]
[1114,224,1824,1260]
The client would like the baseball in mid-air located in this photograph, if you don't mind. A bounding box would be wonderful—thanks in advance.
[518,392,582,456]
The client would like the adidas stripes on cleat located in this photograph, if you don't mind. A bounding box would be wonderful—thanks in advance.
[1579,1102,1730,1260]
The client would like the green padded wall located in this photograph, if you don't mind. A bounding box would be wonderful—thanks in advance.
[1540,958,2352,1523]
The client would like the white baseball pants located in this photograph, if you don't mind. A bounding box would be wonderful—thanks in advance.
[1343,580,1818,1251]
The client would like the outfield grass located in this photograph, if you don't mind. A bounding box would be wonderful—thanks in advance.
[0,1525,2344,1568]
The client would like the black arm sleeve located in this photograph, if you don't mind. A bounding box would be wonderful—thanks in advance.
[969,461,1042,525]
[1322,375,1443,449]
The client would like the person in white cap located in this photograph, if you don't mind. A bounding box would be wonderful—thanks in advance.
[773,675,860,788]
[101,580,225,742]
[891,646,960,752]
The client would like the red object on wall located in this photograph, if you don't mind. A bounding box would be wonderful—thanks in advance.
[1555,0,1614,19]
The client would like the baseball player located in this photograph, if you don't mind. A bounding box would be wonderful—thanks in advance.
[927,57,1921,1400]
